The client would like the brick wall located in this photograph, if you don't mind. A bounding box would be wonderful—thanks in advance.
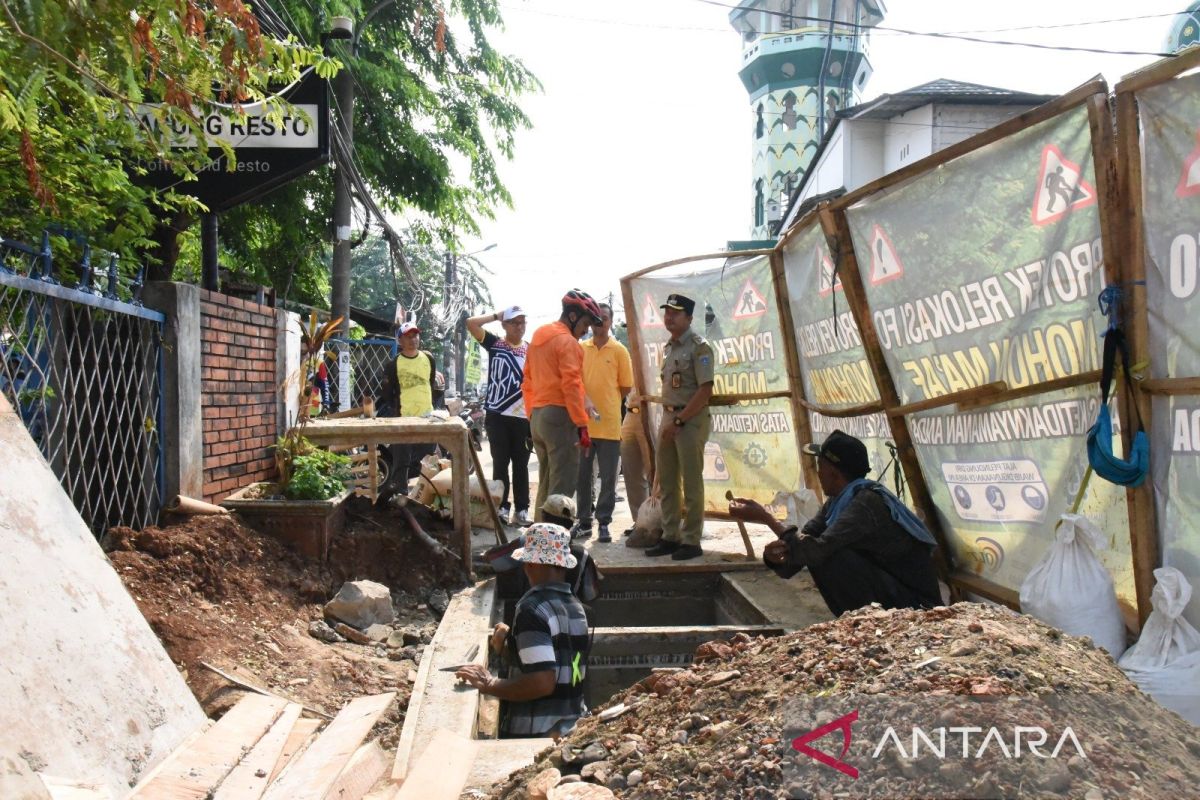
[199,290,279,502]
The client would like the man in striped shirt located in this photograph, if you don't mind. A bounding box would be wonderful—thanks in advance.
[456,523,590,738]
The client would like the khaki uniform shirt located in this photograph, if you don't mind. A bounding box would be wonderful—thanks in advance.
[660,329,715,408]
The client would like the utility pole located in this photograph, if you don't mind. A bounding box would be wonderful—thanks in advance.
[325,17,354,409]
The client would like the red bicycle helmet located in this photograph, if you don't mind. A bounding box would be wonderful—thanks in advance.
[562,289,604,323]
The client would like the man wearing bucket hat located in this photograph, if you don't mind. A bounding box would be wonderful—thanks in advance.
[457,523,591,738]
[728,429,942,616]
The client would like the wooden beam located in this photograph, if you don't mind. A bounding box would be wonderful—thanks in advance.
[620,276,658,486]
[769,247,823,496]
[129,694,289,799]
[1115,49,1200,96]
[955,371,1099,411]
[641,391,791,406]
[622,250,774,282]
[212,703,303,800]
[393,730,476,800]
[269,717,322,784]
[444,433,474,579]
[793,395,885,418]
[1113,89,1160,626]
[831,78,1108,211]
[886,382,1008,418]
[948,570,1020,610]
[262,693,396,800]
[1138,377,1200,395]
[325,741,389,800]
[818,206,955,583]
[473,635,500,740]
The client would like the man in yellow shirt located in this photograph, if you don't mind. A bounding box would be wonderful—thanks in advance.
[574,303,633,543]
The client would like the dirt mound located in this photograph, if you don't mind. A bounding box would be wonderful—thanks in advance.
[108,501,468,750]
[493,603,1200,799]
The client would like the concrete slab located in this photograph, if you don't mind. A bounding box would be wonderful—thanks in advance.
[0,395,206,796]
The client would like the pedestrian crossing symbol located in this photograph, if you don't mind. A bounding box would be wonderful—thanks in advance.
[1031,143,1096,226]
[816,245,841,297]
[641,293,664,328]
[731,278,769,320]
[1177,129,1200,199]
[868,224,904,285]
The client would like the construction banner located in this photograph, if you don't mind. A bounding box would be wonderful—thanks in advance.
[1135,74,1200,628]
[842,104,1134,607]
[629,256,801,511]
[780,221,894,487]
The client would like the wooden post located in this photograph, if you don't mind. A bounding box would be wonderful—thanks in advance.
[620,276,657,486]
[1110,88,1160,626]
[818,205,956,584]
[768,246,822,496]
[447,431,474,579]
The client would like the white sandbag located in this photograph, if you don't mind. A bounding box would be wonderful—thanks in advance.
[1118,567,1200,725]
[635,495,662,533]
[769,487,820,528]
[427,467,503,528]
[1019,513,1126,659]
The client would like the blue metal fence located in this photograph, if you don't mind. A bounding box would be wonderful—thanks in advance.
[0,232,165,537]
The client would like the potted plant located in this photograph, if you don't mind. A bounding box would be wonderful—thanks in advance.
[222,314,352,560]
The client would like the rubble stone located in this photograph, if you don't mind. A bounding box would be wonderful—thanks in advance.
[324,580,395,628]
[307,619,342,644]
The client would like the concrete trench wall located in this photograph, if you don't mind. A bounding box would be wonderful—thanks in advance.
[0,394,206,796]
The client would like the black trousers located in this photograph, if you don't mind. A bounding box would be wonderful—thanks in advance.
[485,412,531,511]
[807,547,942,617]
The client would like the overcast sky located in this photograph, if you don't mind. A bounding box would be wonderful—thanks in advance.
[464,0,1192,325]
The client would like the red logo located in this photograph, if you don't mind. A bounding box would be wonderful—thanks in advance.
[791,710,859,778]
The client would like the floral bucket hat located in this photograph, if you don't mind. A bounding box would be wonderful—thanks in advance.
[512,523,578,569]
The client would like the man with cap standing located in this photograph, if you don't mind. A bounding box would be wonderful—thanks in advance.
[378,322,443,496]
[467,305,532,525]
[645,293,714,561]
[729,429,942,615]
[456,523,590,739]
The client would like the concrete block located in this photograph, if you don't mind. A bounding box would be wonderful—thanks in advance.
[143,281,203,500]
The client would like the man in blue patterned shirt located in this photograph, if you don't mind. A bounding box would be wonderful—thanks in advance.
[456,523,590,738]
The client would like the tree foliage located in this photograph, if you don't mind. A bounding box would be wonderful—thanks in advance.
[0,0,334,269]
[212,0,538,307]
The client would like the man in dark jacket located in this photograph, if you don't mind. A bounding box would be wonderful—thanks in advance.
[730,429,942,616]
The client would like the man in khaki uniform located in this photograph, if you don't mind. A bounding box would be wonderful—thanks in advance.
[645,293,714,561]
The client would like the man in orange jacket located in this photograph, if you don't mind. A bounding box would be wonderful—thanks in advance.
[523,290,605,521]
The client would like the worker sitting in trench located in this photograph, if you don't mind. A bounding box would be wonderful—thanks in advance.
[729,429,943,616]
[456,522,591,739]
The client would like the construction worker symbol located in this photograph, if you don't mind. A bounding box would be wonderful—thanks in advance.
[1032,144,1096,226]
[731,278,769,320]
[703,442,731,480]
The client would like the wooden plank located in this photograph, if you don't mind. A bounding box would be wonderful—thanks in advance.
[129,694,288,799]
[444,433,474,579]
[269,718,323,784]
[470,444,508,545]
[367,440,379,503]
[768,247,821,496]
[1115,48,1200,96]
[794,395,885,419]
[1139,376,1200,395]
[948,570,1020,610]
[262,693,396,800]
[818,206,956,584]
[473,635,500,740]
[622,250,774,281]
[1114,88,1160,627]
[37,775,111,800]
[325,741,389,800]
[393,730,476,800]
[886,382,1008,417]
[955,370,1099,410]
[831,78,1108,211]
[212,703,303,800]
[620,276,658,486]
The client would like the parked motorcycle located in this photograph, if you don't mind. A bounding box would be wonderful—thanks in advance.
[457,394,486,451]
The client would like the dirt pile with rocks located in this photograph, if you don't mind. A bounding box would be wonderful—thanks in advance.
[106,498,466,749]
[493,603,1200,800]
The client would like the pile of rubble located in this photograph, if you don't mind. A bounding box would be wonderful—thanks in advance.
[492,603,1200,799]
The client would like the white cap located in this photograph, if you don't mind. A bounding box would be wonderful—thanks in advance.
[501,305,526,322]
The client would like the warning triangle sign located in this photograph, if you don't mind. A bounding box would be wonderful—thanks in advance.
[816,246,841,297]
[869,224,904,285]
[1177,130,1200,198]
[640,293,664,328]
[1031,144,1096,226]
[731,278,769,320]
